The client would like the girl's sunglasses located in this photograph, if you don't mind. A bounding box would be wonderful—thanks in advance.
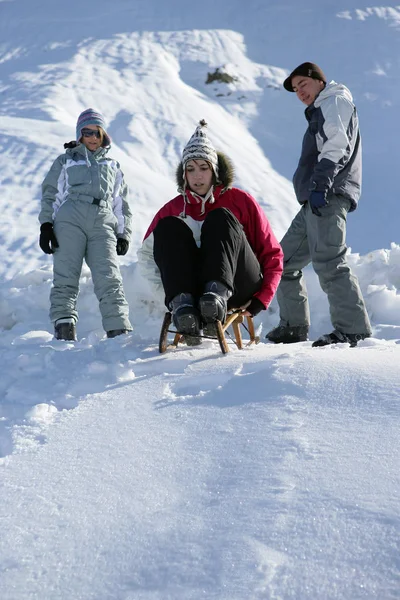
[81,128,101,139]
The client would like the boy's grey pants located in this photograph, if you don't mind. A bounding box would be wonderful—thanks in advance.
[277,196,371,335]
[51,200,131,332]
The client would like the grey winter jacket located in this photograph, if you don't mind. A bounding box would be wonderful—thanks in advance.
[39,143,132,240]
[293,81,361,212]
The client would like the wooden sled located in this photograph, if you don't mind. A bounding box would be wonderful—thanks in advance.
[159,310,260,355]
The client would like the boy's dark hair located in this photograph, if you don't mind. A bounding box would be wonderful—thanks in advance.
[283,62,326,92]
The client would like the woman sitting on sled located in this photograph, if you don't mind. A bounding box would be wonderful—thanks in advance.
[138,120,283,346]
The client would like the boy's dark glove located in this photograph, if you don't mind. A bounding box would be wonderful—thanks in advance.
[309,190,328,216]
[116,238,129,256]
[39,222,59,254]
[245,297,265,317]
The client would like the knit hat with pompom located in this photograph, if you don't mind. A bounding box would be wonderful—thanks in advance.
[181,119,219,178]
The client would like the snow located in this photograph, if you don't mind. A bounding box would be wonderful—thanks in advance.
[0,1,399,598]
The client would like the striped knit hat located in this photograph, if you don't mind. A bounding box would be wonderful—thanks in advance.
[182,120,219,178]
[76,108,111,146]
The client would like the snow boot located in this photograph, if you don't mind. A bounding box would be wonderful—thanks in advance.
[54,318,77,341]
[170,293,202,346]
[266,325,309,344]
[199,281,231,337]
[312,330,370,348]
[106,329,130,339]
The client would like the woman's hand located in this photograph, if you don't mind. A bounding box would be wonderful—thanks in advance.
[239,297,265,318]
[238,300,252,317]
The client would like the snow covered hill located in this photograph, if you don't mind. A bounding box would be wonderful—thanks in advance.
[1,338,399,599]
[0,1,399,598]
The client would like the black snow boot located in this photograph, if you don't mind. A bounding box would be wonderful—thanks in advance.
[106,329,130,339]
[54,319,77,341]
[199,281,231,337]
[312,330,370,348]
[266,325,309,344]
[170,293,202,346]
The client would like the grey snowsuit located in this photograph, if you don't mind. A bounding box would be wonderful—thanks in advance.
[277,82,371,335]
[39,143,132,332]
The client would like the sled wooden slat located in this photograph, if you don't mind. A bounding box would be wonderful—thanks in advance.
[245,315,260,346]
[232,319,243,350]
[159,313,182,353]
[215,319,228,354]
[221,311,242,331]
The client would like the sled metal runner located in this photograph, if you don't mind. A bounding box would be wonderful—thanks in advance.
[159,311,260,355]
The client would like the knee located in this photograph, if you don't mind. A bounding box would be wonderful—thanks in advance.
[154,216,192,239]
[204,207,235,225]
[203,208,242,237]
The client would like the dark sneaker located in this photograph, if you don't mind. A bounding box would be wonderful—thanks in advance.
[173,305,202,346]
[106,329,130,339]
[312,330,370,348]
[266,325,309,344]
[54,319,77,341]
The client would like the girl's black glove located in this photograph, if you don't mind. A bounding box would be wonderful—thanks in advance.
[116,238,129,256]
[39,223,59,254]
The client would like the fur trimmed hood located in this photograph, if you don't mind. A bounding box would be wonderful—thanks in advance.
[176,151,235,191]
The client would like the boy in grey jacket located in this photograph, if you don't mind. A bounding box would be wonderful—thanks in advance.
[266,63,372,347]
[39,108,132,341]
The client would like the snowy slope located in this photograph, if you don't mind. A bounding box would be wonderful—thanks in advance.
[1,335,399,599]
[0,1,399,599]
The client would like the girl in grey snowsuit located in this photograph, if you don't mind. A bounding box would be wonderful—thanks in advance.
[39,108,132,341]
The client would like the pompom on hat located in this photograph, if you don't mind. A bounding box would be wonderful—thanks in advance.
[76,108,111,146]
[283,62,326,92]
[182,119,219,178]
